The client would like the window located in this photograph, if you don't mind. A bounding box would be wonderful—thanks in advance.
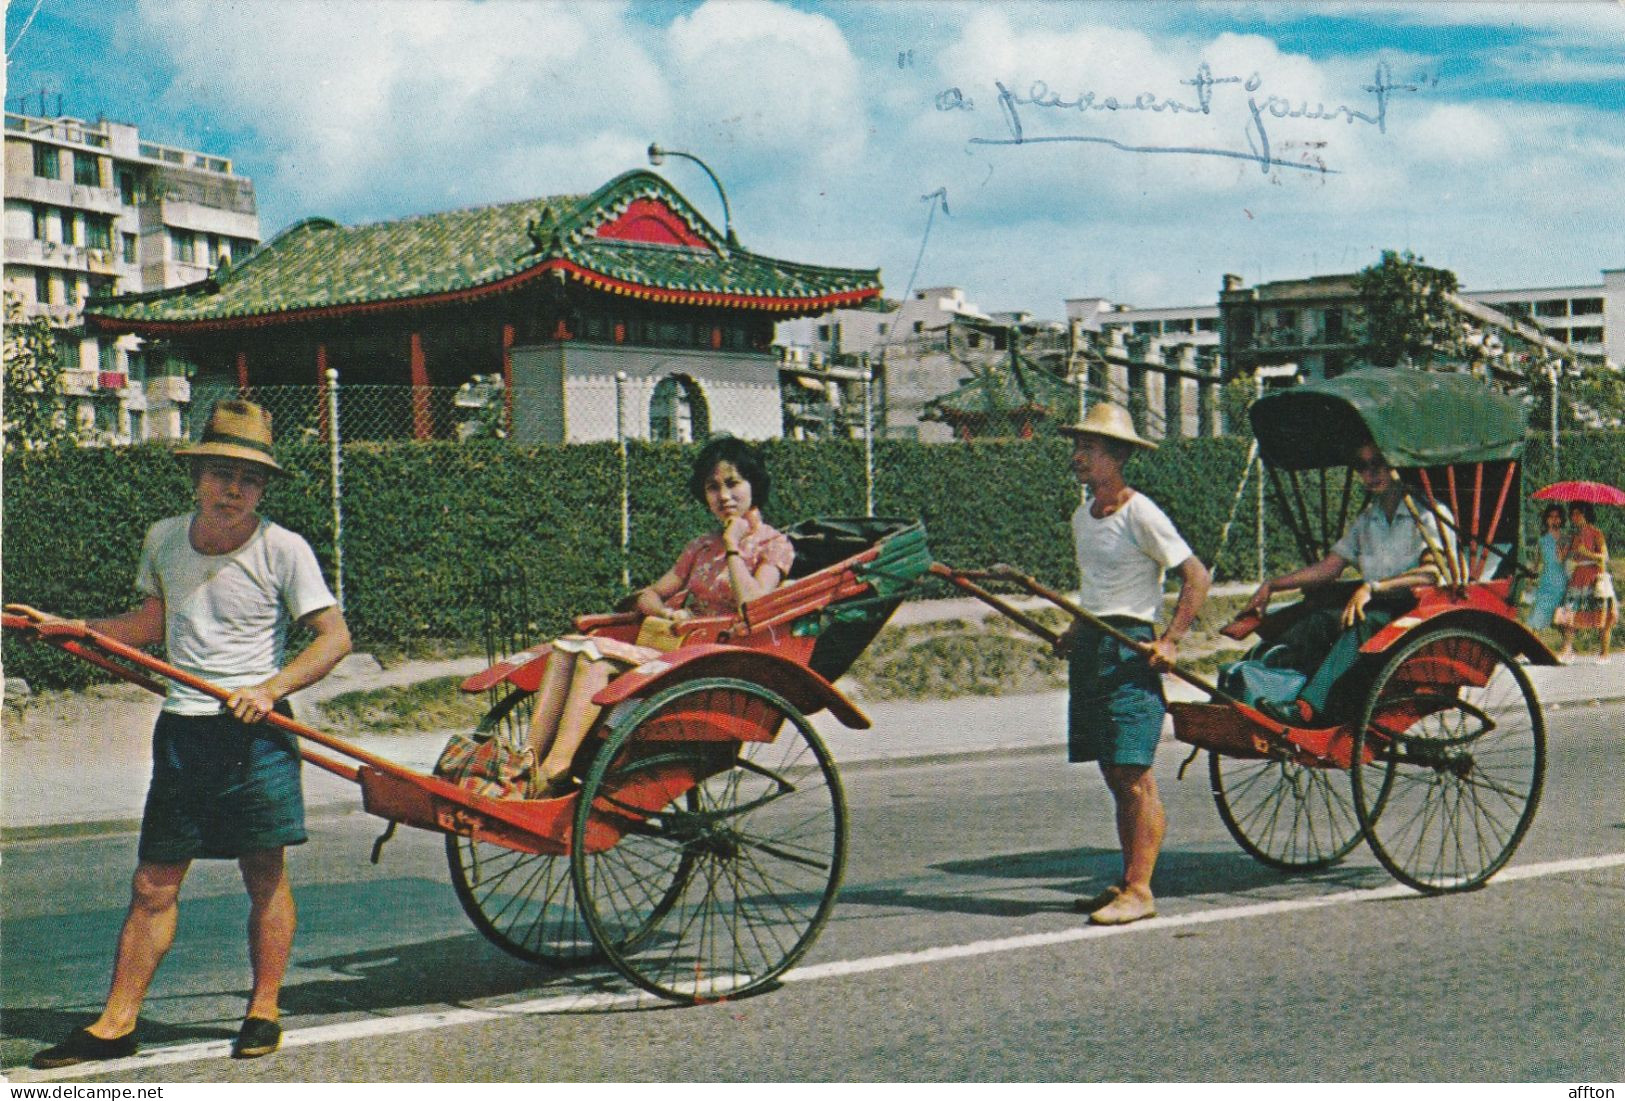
[87,275,115,299]
[126,351,147,382]
[817,324,830,340]
[877,323,888,335]
[87,218,112,251]
[34,270,53,305]
[1570,298,1604,316]
[1324,307,1344,342]
[118,170,138,205]
[33,144,59,179]
[1570,326,1604,344]
[173,230,195,262]
[31,205,49,240]
[122,233,138,263]
[1133,321,1158,336]
[68,213,85,246]
[1275,309,1297,331]
[1534,299,1568,318]
[1164,318,1194,334]
[1197,317,1218,332]
[74,151,100,187]
[913,320,924,333]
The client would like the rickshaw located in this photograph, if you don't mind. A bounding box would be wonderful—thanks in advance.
[4,517,932,1005]
[1185,368,1552,893]
[932,370,1551,895]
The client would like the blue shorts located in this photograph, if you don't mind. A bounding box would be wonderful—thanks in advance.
[1067,620,1166,768]
[138,707,307,863]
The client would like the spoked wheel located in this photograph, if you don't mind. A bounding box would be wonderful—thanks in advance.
[1209,752,1364,871]
[445,688,596,965]
[1351,628,1545,893]
[571,677,847,1004]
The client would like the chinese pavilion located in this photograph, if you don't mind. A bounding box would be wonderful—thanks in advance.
[87,170,882,442]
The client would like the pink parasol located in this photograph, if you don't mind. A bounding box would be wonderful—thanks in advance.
[1532,480,1625,506]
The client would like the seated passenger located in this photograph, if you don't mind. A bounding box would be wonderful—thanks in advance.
[526,436,794,796]
[1239,437,1454,724]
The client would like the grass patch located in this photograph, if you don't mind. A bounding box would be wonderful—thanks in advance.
[315,674,489,737]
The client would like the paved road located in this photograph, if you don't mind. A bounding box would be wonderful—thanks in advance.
[4,700,1619,1082]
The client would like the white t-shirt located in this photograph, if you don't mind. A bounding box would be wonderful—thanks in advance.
[1072,492,1195,623]
[136,514,337,715]
[1331,498,1455,583]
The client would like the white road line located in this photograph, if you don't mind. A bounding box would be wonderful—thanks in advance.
[13,851,1625,1081]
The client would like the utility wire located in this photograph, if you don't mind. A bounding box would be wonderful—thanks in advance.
[7,0,49,60]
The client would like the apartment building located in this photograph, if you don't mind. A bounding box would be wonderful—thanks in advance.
[4,112,260,442]
[1064,297,1221,354]
[1464,270,1625,369]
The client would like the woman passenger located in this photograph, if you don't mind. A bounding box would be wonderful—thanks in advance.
[527,436,794,795]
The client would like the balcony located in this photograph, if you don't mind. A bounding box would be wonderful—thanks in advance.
[145,376,190,403]
[62,369,99,396]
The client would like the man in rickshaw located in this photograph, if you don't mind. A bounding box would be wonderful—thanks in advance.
[1240,435,1454,725]
[10,401,351,1068]
[1057,403,1210,926]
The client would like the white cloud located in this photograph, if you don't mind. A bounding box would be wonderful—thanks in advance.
[664,0,866,172]
[124,1,1622,311]
[1403,104,1508,163]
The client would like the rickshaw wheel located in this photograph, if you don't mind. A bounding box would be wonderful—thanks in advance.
[571,676,847,1004]
[444,688,600,966]
[1350,627,1545,894]
[1209,752,1363,871]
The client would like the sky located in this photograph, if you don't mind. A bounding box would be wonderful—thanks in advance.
[6,0,1624,314]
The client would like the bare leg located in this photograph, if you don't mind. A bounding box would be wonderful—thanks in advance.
[89,860,190,1038]
[1601,607,1616,660]
[1558,622,1576,661]
[1091,764,1165,924]
[538,658,615,783]
[526,649,577,762]
[238,848,294,1020]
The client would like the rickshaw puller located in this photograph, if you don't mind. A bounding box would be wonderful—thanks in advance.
[1055,403,1210,926]
[13,401,351,1069]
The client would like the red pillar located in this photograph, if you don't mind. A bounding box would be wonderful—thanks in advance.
[236,350,249,390]
[501,322,515,437]
[316,343,330,441]
[409,331,431,440]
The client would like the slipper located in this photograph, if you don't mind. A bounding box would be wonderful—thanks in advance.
[31,1027,139,1069]
[1088,893,1158,926]
[232,1016,282,1059]
[1072,885,1123,914]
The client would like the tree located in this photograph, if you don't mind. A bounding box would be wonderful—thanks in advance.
[1354,249,1463,369]
[3,294,77,452]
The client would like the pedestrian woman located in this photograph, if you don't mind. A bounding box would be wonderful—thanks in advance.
[1558,501,1617,664]
[524,436,794,795]
[1526,504,1569,631]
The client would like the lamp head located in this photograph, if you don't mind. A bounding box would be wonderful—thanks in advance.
[647,143,665,166]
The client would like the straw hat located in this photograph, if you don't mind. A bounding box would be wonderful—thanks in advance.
[1058,401,1157,451]
[175,400,284,473]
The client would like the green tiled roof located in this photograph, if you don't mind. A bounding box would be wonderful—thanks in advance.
[89,171,881,331]
[923,358,1078,422]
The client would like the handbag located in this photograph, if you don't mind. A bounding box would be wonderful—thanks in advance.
[1594,571,1617,601]
[433,729,537,800]
[634,615,683,652]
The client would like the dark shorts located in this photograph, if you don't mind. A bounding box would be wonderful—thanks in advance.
[138,706,307,863]
[1067,620,1166,768]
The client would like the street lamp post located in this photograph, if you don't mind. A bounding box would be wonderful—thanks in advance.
[647,143,738,250]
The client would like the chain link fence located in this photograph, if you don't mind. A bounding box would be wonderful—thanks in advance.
[171,353,1240,611]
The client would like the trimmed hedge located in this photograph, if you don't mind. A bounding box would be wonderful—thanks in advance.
[7,429,1622,687]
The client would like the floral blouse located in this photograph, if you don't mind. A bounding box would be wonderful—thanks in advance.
[671,523,795,616]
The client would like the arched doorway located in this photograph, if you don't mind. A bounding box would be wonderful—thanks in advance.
[649,373,709,442]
